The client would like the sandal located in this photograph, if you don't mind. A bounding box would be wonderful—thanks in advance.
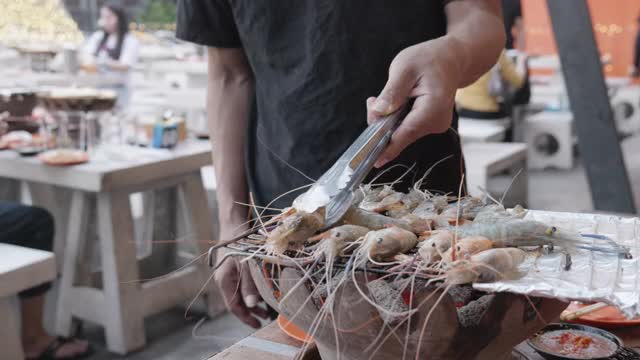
[26,336,93,360]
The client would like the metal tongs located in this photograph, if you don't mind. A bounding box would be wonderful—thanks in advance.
[206,101,411,265]
[293,101,412,228]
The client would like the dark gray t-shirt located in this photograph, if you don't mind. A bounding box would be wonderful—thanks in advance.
[177,0,464,209]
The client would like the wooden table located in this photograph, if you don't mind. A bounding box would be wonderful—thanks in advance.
[209,322,319,360]
[0,140,223,354]
[213,322,640,360]
[0,70,125,88]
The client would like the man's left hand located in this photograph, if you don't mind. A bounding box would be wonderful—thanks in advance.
[367,37,463,168]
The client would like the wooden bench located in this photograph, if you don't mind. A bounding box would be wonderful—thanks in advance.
[0,244,56,360]
[463,142,528,206]
[458,118,509,143]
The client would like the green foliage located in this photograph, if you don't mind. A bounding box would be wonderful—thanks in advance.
[137,0,176,25]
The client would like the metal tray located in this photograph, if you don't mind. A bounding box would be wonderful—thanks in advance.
[475,210,640,319]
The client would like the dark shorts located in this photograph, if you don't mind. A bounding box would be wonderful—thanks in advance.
[0,201,55,298]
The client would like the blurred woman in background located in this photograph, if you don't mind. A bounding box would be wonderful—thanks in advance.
[82,1,139,108]
[455,50,525,121]
[455,50,527,142]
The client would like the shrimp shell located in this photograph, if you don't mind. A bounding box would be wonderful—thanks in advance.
[310,224,370,258]
[363,226,418,261]
[401,214,434,234]
[386,189,427,218]
[266,210,325,255]
[454,236,493,260]
[440,197,483,221]
[342,207,413,232]
[470,204,507,223]
[446,248,527,284]
[371,191,405,213]
[418,230,454,264]
[456,219,555,248]
[412,198,444,218]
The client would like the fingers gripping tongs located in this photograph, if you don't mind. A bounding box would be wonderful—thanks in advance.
[293,102,412,228]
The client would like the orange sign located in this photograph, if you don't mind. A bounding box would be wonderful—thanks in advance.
[521,0,640,77]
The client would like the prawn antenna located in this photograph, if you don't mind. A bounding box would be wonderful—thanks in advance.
[367,163,412,186]
[477,185,502,207]
[257,133,317,182]
[500,167,524,206]
[414,155,454,191]
[390,162,417,188]
[452,174,465,262]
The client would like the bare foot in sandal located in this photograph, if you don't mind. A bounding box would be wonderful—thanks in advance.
[25,336,92,360]
[20,295,92,359]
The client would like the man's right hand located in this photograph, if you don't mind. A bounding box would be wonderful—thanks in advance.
[215,222,268,328]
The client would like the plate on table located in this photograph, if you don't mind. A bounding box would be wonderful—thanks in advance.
[564,302,640,329]
[38,149,89,166]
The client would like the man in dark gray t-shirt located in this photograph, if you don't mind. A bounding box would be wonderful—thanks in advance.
[177,0,508,328]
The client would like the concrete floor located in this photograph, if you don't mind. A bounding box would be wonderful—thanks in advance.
[527,134,640,213]
[83,310,257,360]
[77,135,640,359]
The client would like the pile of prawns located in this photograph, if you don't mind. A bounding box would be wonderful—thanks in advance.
[212,174,636,358]
[207,172,633,360]
[220,179,585,291]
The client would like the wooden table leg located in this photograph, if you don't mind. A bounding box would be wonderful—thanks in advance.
[140,191,155,259]
[26,182,73,334]
[26,182,70,273]
[0,296,24,360]
[97,191,145,354]
[55,190,89,337]
[178,172,224,317]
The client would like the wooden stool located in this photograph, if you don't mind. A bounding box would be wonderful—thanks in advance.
[458,117,509,143]
[611,85,640,136]
[0,244,56,360]
[55,171,224,354]
[463,142,528,206]
[524,111,574,170]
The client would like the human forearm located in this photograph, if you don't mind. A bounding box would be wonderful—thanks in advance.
[207,48,254,233]
[207,51,265,326]
[367,0,505,167]
[443,0,506,88]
